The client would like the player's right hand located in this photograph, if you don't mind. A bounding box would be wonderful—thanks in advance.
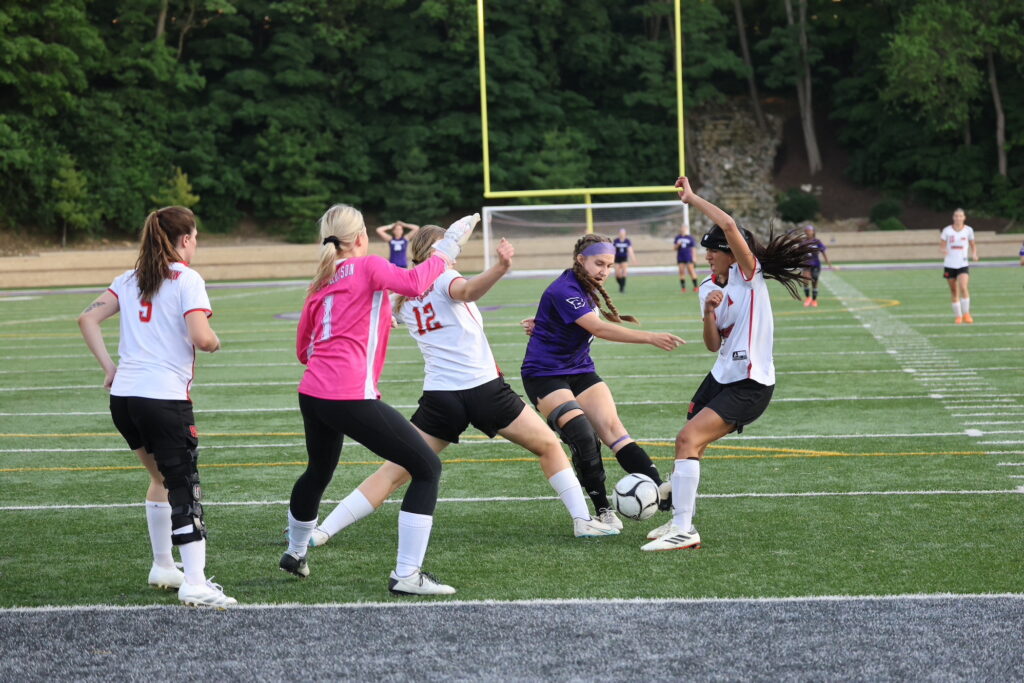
[704,290,724,315]
[520,317,536,336]
[649,332,685,350]
[496,238,514,267]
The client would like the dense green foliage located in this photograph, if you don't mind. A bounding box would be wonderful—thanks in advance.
[776,187,819,222]
[869,197,903,224]
[1,0,1023,239]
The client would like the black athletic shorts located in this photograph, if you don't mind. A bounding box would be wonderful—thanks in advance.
[614,255,629,264]
[110,395,198,453]
[805,265,822,281]
[943,266,969,279]
[411,376,525,444]
[686,373,774,434]
[521,371,604,407]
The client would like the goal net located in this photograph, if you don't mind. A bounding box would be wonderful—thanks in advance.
[481,200,690,270]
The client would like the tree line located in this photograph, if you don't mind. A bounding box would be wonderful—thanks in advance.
[1,0,1021,243]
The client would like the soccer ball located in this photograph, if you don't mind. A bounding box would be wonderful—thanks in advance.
[612,473,660,521]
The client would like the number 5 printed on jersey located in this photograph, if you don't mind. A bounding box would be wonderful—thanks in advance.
[412,303,442,335]
[139,301,153,322]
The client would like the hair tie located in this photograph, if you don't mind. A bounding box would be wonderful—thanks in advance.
[323,236,341,247]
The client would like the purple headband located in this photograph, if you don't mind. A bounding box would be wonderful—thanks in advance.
[580,242,616,257]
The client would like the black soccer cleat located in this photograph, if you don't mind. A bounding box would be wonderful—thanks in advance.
[279,551,309,578]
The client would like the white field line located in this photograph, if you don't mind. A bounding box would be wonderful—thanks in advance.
[4,591,1024,613]
[4,488,1022,512]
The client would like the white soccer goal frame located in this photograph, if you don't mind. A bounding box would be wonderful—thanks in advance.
[481,200,691,269]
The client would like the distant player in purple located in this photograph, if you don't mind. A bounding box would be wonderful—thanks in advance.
[800,225,835,307]
[519,234,685,529]
[612,228,635,293]
[1018,241,1023,266]
[674,225,698,291]
[375,220,420,268]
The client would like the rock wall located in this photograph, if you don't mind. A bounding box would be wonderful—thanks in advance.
[687,102,783,240]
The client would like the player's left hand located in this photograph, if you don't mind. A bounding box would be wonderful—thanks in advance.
[520,317,535,336]
[103,366,116,391]
[675,176,696,204]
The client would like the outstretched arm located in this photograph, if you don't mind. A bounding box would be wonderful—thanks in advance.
[676,177,756,278]
[574,312,684,351]
[78,291,120,389]
[399,221,420,237]
[450,238,513,302]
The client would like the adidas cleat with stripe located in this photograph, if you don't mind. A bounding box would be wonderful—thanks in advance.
[573,516,619,537]
[148,562,184,591]
[641,525,701,551]
[178,578,237,608]
[388,570,456,596]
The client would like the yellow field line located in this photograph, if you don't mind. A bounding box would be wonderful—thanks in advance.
[0,449,990,473]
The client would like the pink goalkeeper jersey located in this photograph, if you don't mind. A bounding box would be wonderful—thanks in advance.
[296,253,447,400]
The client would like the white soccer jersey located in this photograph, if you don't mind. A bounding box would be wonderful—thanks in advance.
[711,260,775,386]
[397,269,499,391]
[941,225,975,269]
[697,274,725,318]
[108,262,212,400]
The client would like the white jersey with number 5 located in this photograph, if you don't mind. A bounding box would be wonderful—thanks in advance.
[941,225,974,269]
[398,269,499,391]
[107,262,212,401]
[711,260,775,386]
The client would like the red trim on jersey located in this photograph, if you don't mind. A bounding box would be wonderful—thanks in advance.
[741,258,758,282]
[462,302,482,327]
[183,308,213,319]
[447,276,467,299]
[747,289,755,378]
[107,288,118,298]
[186,346,196,402]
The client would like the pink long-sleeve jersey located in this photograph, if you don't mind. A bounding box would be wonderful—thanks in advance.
[296,253,447,400]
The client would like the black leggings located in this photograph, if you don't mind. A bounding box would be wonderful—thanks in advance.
[291,394,442,521]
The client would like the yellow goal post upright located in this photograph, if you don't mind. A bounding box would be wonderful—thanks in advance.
[476,0,689,267]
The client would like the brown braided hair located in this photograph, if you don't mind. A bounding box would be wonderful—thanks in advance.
[135,206,196,302]
[571,234,638,324]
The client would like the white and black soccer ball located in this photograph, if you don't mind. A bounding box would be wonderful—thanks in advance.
[612,473,660,521]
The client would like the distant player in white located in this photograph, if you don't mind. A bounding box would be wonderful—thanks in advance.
[300,226,616,546]
[642,177,818,552]
[940,208,978,324]
[77,206,235,607]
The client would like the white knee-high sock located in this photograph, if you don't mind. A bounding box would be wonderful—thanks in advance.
[952,301,962,316]
[287,510,317,557]
[145,500,174,568]
[671,459,701,532]
[320,489,375,537]
[178,539,206,586]
[548,467,592,520]
[395,511,433,578]
[960,298,970,314]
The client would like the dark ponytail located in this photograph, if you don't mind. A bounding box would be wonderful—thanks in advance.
[135,207,196,302]
[749,227,819,299]
[571,234,639,324]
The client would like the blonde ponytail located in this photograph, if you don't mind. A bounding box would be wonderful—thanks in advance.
[308,204,367,295]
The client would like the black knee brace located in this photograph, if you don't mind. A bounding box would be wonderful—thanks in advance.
[159,447,206,545]
[550,410,605,498]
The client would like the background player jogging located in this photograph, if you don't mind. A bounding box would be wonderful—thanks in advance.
[800,224,836,307]
[520,233,685,529]
[643,177,817,552]
[940,208,978,323]
[612,227,636,293]
[280,204,476,596]
[77,206,235,607]
[298,227,616,548]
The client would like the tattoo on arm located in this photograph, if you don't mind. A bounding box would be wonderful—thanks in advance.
[81,301,106,315]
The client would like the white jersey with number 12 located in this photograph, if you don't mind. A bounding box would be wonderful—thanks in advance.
[941,225,974,269]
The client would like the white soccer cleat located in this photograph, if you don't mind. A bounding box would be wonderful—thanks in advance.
[645,519,674,540]
[281,526,331,548]
[388,570,456,596]
[573,516,619,537]
[640,525,701,552]
[597,508,624,531]
[178,578,237,608]
[148,563,184,590]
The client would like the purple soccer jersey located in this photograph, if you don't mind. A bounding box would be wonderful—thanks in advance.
[613,238,632,262]
[804,238,826,268]
[521,270,598,377]
[674,234,696,263]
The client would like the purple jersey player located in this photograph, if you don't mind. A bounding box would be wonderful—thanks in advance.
[519,234,684,529]
[674,225,699,291]
[800,225,835,307]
